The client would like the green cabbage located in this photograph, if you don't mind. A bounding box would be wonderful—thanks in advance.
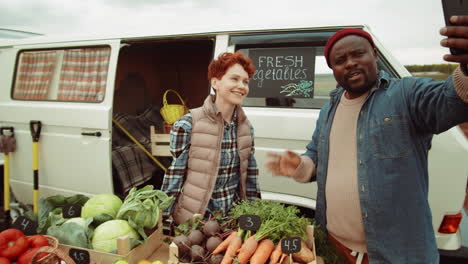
[64,217,87,228]
[81,193,123,219]
[116,185,174,240]
[92,220,139,252]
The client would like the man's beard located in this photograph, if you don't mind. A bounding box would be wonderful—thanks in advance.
[341,72,375,95]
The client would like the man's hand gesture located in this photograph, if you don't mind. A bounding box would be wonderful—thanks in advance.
[265,150,301,177]
[440,16,468,64]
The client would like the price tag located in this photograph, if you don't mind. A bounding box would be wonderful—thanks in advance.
[69,248,90,264]
[281,237,301,254]
[238,215,261,231]
[12,216,37,236]
[63,203,82,218]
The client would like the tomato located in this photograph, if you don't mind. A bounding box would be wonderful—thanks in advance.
[0,257,11,264]
[0,229,29,259]
[17,247,48,264]
[27,235,49,248]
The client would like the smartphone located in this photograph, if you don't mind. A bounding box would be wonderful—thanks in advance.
[441,0,468,55]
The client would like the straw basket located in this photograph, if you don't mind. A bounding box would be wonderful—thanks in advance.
[29,235,65,264]
[31,246,77,264]
[160,89,188,125]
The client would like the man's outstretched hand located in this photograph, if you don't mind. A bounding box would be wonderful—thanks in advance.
[265,150,301,177]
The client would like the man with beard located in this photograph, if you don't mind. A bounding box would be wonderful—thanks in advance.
[266,17,468,264]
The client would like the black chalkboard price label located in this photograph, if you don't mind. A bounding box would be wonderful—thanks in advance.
[69,248,90,264]
[12,216,37,236]
[238,215,261,231]
[63,203,82,218]
[281,237,302,254]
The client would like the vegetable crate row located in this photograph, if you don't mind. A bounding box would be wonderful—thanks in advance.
[10,185,174,264]
[166,200,321,264]
[168,225,317,264]
[58,216,164,264]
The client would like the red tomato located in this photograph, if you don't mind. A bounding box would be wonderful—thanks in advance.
[0,229,29,259]
[17,247,48,264]
[27,235,49,248]
[0,257,11,264]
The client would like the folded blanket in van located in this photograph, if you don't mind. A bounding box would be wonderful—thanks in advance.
[112,105,170,194]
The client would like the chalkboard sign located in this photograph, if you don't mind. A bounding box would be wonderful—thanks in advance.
[281,237,302,254]
[238,215,261,231]
[69,248,90,264]
[63,203,82,218]
[12,216,37,236]
[248,47,316,98]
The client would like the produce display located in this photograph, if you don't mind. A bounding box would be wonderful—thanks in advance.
[170,200,318,264]
[21,185,173,254]
[5,186,339,264]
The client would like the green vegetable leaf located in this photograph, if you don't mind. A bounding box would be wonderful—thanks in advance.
[47,222,90,248]
[116,185,174,240]
[91,213,115,227]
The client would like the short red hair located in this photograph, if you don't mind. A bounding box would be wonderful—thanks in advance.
[208,51,256,81]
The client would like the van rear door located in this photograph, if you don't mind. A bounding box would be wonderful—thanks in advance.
[0,39,120,202]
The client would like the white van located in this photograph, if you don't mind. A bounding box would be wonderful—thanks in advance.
[0,25,467,251]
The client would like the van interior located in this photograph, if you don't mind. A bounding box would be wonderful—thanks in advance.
[111,38,214,196]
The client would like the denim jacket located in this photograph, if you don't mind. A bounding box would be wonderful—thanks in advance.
[303,71,468,263]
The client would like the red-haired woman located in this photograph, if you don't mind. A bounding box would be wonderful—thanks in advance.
[161,52,260,224]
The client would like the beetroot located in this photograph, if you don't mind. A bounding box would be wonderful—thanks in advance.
[206,236,223,253]
[209,254,223,264]
[202,220,220,237]
[188,229,205,245]
[190,244,206,262]
[173,235,192,255]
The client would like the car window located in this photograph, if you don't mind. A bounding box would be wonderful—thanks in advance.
[234,31,397,109]
[12,46,111,103]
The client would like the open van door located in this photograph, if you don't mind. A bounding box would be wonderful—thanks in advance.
[0,39,121,203]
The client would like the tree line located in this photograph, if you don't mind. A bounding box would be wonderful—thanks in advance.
[404,64,458,74]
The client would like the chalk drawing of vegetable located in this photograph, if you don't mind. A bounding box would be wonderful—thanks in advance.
[280,80,314,97]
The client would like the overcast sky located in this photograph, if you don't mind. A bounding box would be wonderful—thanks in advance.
[0,0,454,65]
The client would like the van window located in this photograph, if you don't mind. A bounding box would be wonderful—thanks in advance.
[12,46,111,102]
[235,31,397,109]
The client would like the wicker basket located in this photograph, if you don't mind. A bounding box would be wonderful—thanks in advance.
[32,246,77,264]
[29,235,62,264]
[160,89,188,125]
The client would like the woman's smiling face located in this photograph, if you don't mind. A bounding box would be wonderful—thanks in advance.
[211,63,250,106]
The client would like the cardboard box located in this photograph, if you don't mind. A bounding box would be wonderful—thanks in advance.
[58,217,164,264]
[167,225,319,264]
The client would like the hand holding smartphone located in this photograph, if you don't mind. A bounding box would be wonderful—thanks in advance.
[441,0,468,55]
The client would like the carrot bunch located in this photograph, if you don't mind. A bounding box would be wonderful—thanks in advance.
[214,229,276,264]
[214,200,316,264]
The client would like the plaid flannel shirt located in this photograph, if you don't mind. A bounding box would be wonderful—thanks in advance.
[161,109,260,218]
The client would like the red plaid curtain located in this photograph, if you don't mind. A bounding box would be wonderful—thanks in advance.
[58,47,111,102]
[13,51,57,100]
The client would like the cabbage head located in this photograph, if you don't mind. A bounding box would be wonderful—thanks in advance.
[92,220,139,252]
[64,217,87,229]
[81,193,122,218]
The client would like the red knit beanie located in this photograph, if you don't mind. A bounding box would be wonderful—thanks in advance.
[324,28,375,68]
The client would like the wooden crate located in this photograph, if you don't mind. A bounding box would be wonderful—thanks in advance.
[150,126,171,157]
[58,217,164,264]
[168,225,319,264]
